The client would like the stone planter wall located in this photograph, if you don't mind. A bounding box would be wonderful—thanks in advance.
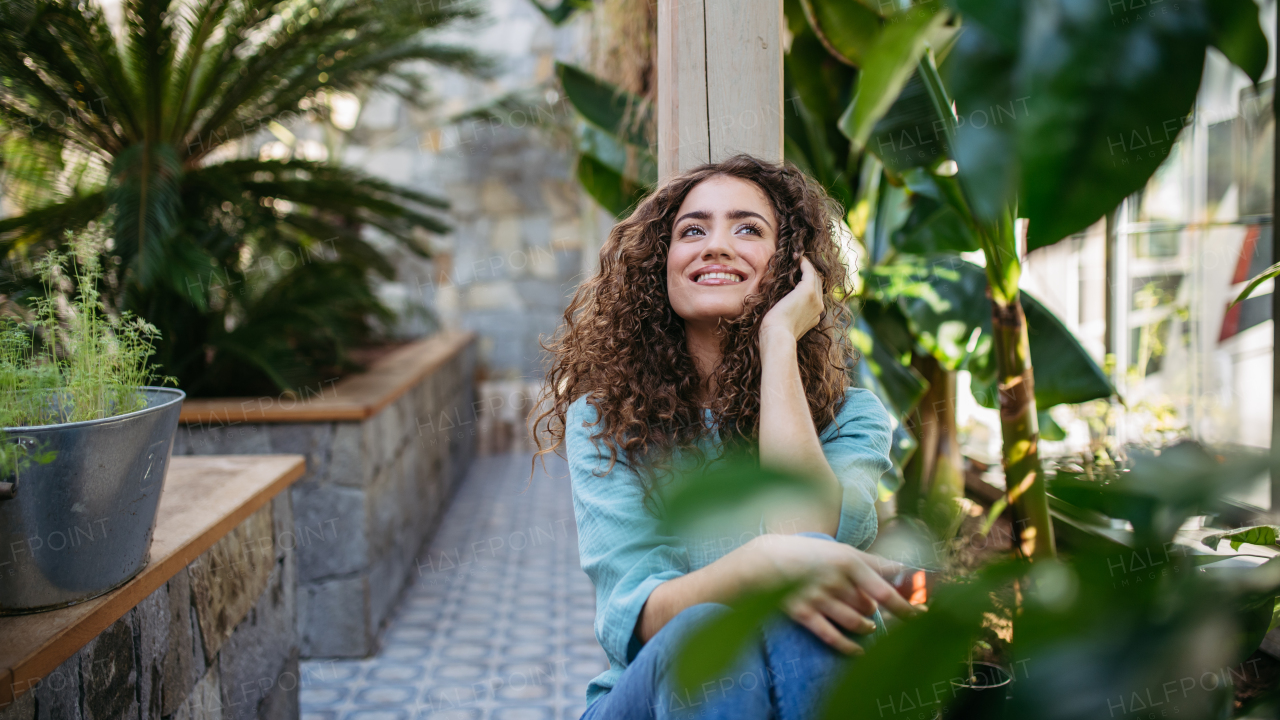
[0,470,301,720]
[172,332,478,658]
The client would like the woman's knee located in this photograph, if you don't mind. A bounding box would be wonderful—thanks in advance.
[761,615,849,671]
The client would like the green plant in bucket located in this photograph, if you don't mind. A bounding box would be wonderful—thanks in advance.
[0,227,172,478]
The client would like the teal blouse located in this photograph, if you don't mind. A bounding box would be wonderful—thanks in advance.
[565,387,893,706]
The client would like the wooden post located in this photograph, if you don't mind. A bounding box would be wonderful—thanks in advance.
[657,0,784,183]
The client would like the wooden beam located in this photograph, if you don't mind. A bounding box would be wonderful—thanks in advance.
[658,0,784,182]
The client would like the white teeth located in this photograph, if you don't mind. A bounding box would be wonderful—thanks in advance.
[695,272,742,283]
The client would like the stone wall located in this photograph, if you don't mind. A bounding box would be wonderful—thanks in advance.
[329,0,612,381]
[0,494,297,720]
[172,340,477,658]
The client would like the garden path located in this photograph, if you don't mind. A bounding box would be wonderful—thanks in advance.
[300,452,607,720]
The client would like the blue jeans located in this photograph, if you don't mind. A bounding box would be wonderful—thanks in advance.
[581,533,885,720]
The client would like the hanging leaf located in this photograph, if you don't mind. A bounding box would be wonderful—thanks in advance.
[875,256,990,372]
[798,0,884,66]
[1206,0,1269,83]
[867,70,950,173]
[529,0,591,26]
[555,62,653,150]
[877,257,1112,408]
[892,195,978,254]
[1202,525,1280,551]
[839,4,949,150]
[576,153,648,218]
[1038,409,1066,441]
[943,0,1267,249]
[852,307,928,419]
[574,120,657,186]
[784,27,857,206]
[1231,259,1280,307]
[1022,292,1113,409]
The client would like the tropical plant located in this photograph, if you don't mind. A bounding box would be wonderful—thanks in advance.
[536,0,1116,553]
[663,442,1280,720]
[0,0,489,396]
[803,0,1268,558]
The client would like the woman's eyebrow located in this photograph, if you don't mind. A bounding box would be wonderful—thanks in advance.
[674,210,711,225]
[727,209,775,232]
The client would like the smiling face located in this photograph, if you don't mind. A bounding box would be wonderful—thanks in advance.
[666,175,779,329]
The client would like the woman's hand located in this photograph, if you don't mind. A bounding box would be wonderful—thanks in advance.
[745,534,920,654]
[760,255,823,344]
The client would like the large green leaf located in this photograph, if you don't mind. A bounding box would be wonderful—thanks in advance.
[1037,409,1066,441]
[784,26,858,206]
[852,304,928,419]
[1202,525,1280,551]
[576,153,648,218]
[869,256,989,371]
[1021,292,1113,408]
[867,70,950,174]
[799,0,884,66]
[555,62,652,150]
[874,257,1113,409]
[892,192,979,256]
[656,451,828,536]
[674,583,804,693]
[944,0,1268,249]
[1207,0,1269,83]
[530,0,591,26]
[574,120,657,186]
[839,4,949,150]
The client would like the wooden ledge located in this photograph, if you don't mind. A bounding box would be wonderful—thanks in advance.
[179,330,475,425]
[0,454,306,708]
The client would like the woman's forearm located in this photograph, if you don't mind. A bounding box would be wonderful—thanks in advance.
[636,541,762,642]
[757,329,842,535]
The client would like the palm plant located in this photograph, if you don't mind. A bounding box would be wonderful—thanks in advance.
[0,0,489,396]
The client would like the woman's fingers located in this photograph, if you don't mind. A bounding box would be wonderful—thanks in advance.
[788,604,863,655]
[831,583,878,618]
[845,556,921,619]
[813,594,876,635]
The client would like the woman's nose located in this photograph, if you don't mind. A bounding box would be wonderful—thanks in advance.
[701,230,735,259]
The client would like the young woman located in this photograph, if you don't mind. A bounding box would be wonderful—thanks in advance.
[533,155,918,719]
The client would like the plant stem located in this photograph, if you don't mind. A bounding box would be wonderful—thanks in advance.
[903,354,965,541]
[988,277,1055,559]
[917,48,1055,559]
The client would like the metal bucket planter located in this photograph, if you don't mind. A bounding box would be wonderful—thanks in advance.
[0,387,185,614]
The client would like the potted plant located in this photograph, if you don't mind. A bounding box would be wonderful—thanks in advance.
[948,640,1013,720]
[0,230,183,614]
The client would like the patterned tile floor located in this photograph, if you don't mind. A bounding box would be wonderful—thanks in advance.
[300,452,608,720]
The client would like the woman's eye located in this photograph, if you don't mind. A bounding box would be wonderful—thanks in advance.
[739,223,762,236]
[680,226,705,238]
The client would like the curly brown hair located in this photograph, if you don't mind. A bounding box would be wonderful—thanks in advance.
[531,154,857,501]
